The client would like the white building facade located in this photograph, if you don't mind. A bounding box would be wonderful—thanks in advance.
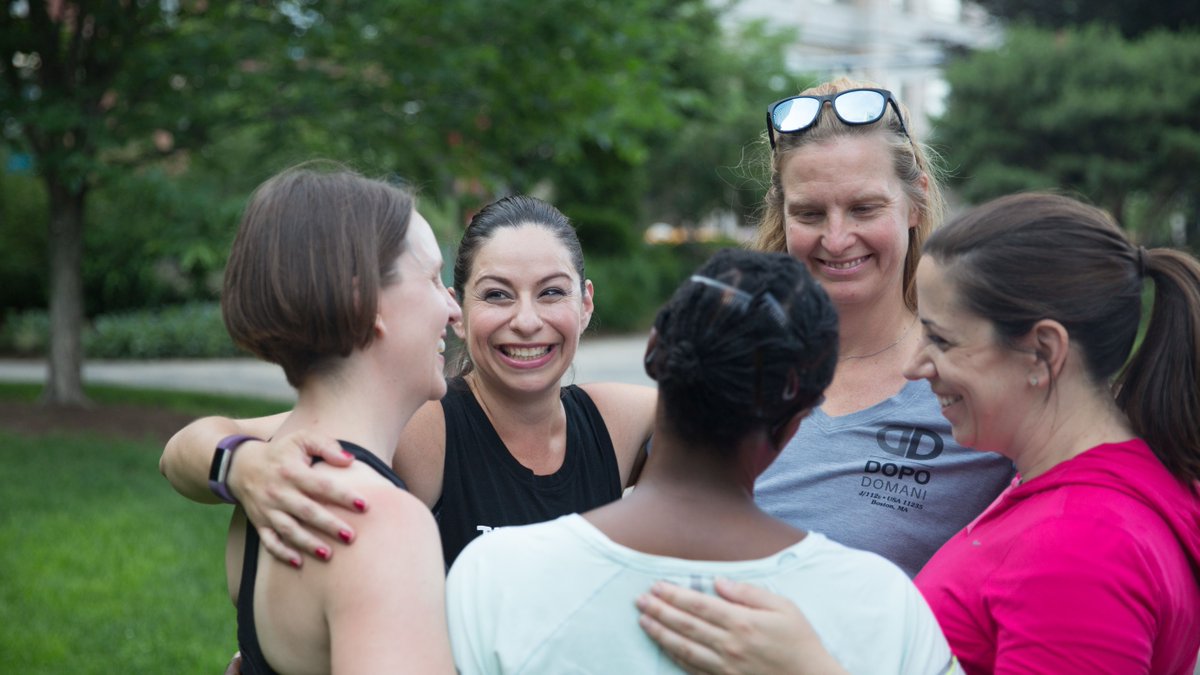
[727,0,999,137]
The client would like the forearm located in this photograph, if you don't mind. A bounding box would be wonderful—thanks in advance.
[159,415,279,503]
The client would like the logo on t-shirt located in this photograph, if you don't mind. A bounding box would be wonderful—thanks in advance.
[856,425,947,513]
[875,424,943,460]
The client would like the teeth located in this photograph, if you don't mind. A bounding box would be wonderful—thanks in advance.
[437,339,445,354]
[826,256,868,270]
[502,346,551,360]
[938,395,961,408]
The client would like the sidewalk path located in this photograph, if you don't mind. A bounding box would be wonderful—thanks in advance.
[0,333,653,402]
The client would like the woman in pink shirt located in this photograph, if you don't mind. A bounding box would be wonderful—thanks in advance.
[636,193,1200,674]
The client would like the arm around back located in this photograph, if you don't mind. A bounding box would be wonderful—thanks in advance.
[160,412,367,567]
[160,413,286,503]
[635,578,852,675]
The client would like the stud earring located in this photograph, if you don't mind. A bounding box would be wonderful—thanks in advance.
[1030,375,1039,387]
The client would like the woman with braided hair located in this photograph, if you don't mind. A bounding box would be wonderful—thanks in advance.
[445,248,955,674]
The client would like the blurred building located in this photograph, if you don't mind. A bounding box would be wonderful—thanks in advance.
[727,0,1000,137]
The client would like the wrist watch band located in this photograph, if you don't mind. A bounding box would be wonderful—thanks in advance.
[208,434,261,504]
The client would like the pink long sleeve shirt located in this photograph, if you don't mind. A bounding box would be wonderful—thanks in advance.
[916,439,1200,674]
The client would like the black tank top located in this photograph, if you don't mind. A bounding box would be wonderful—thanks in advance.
[237,440,407,675]
[435,377,622,566]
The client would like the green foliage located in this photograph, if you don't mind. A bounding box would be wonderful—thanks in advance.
[0,308,51,355]
[971,0,1200,37]
[1,2,300,401]
[0,382,289,673]
[250,0,800,254]
[0,381,286,419]
[0,2,288,186]
[1,0,804,345]
[0,431,236,674]
[641,20,806,228]
[0,162,48,311]
[87,303,240,359]
[587,242,732,333]
[1,303,239,359]
[555,142,646,256]
[83,169,245,312]
[0,152,244,317]
[935,26,1200,242]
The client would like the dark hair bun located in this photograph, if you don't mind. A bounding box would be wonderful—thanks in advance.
[652,248,838,449]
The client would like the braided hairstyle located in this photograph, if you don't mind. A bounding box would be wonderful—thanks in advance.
[645,249,839,450]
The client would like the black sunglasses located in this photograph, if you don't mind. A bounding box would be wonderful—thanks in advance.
[766,88,909,149]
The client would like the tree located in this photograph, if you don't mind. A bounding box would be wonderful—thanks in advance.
[935,26,1200,244]
[0,1,283,405]
[279,0,795,251]
[2,0,804,395]
[640,18,802,230]
[970,0,1200,37]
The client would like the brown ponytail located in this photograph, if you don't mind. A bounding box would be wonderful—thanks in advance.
[1114,247,1200,484]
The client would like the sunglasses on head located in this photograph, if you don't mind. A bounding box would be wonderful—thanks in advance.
[688,275,788,330]
[688,274,818,425]
[766,88,909,149]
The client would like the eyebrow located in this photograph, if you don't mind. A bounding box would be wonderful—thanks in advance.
[474,272,572,287]
[786,191,894,208]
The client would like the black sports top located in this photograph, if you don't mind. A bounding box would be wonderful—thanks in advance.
[435,376,622,567]
[237,440,407,675]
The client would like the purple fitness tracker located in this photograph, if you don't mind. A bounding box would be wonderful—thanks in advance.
[208,434,261,504]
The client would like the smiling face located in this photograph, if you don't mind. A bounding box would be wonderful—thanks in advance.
[454,223,593,395]
[903,257,1036,454]
[379,212,462,402]
[781,134,917,313]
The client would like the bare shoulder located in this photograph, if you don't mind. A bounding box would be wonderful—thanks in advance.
[580,382,655,415]
[579,382,656,481]
[393,400,446,509]
[328,479,443,594]
[357,480,438,539]
[329,473,441,564]
[322,479,453,673]
[580,382,656,432]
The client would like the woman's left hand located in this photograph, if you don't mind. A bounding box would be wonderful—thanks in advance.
[635,577,848,675]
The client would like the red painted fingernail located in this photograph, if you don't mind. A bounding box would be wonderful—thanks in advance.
[289,557,302,569]
[338,529,353,544]
[342,450,354,460]
[353,499,366,512]
[315,546,331,560]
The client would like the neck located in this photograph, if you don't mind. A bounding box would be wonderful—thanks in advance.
[629,427,765,506]
[1010,376,1135,482]
[835,293,915,362]
[464,371,563,429]
[276,356,424,466]
[583,423,805,560]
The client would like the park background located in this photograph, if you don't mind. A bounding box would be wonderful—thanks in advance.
[2,1,1199,672]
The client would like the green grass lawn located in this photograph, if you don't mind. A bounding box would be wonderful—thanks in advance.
[0,383,287,674]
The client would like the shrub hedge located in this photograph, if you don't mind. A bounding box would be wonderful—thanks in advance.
[0,302,242,359]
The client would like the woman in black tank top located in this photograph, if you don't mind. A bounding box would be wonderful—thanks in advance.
[220,164,459,673]
[159,196,655,571]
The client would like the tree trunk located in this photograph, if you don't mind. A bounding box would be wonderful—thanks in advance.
[42,176,89,407]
